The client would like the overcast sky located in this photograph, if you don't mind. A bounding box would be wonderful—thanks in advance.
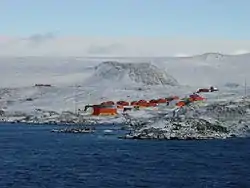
[1,0,250,56]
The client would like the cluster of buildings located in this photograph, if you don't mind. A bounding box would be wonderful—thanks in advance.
[83,86,219,116]
[83,96,180,116]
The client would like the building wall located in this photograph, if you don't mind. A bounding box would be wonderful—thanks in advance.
[92,106,117,116]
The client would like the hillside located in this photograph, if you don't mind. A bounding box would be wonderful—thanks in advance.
[84,61,179,87]
[1,53,250,88]
[0,53,250,113]
[154,53,250,87]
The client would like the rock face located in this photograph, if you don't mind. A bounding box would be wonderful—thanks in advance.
[125,117,229,140]
[92,61,179,86]
[123,99,250,140]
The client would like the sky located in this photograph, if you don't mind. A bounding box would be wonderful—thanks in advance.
[1,0,250,56]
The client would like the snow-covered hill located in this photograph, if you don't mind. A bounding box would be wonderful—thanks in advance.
[1,53,250,87]
[84,61,178,87]
[0,53,249,139]
[155,53,250,87]
[0,53,250,114]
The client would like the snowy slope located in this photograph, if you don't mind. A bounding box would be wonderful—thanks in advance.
[83,61,179,87]
[1,53,250,88]
[154,53,250,87]
[124,97,250,139]
[0,53,250,113]
[0,57,96,88]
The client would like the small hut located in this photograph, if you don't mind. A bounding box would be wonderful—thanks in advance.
[130,101,138,106]
[196,88,210,93]
[101,101,115,105]
[137,100,149,107]
[116,100,130,109]
[156,98,167,103]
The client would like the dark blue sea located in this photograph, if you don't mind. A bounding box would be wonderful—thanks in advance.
[0,123,249,188]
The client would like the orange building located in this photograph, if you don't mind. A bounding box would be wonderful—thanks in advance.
[101,101,115,105]
[189,94,205,101]
[156,98,167,103]
[149,99,158,103]
[166,96,179,101]
[130,101,138,106]
[147,102,157,107]
[117,100,129,106]
[137,100,149,107]
[92,104,118,116]
[116,101,130,109]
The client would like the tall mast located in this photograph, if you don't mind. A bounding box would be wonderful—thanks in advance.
[74,84,78,114]
[244,78,247,99]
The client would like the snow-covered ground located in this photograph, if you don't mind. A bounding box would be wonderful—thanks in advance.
[0,57,192,113]
[124,97,250,140]
[0,54,248,113]
[0,53,250,139]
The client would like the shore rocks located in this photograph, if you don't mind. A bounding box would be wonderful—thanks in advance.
[123,100,250,140]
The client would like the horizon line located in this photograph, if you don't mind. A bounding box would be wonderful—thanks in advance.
[0,52,248,58]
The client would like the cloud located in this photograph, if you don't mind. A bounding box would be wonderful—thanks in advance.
[1,35,250,57]
[25,32,56,42]
[21,32,57,47]
[87,43,125,55]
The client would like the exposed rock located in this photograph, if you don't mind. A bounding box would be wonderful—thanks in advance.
[90,61,179,86]
[123,99,250,140]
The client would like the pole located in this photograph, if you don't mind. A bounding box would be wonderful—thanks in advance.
[74,84,78,115]
[244,78,247,99]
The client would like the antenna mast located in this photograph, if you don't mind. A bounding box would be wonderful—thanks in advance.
[244,78,247,99]
[74,84,78,115]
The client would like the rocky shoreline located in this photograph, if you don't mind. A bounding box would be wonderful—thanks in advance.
[1,99,250,140]
[121,99,250,140]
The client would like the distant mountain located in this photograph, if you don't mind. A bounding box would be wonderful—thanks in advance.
[1,53,250,88]
[154,52,250,87]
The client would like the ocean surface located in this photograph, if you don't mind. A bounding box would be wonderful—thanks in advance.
[0,123,249,188]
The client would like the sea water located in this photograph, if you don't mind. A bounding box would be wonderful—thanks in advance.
[0,123,249,188]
